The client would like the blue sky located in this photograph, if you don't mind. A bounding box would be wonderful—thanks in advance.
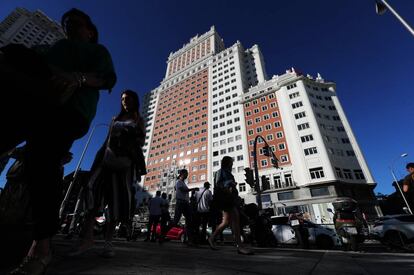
[0,0,413,195]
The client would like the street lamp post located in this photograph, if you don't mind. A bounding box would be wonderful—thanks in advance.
[390,153,413,214]
[375,0,414,37]
[253,134,280,210]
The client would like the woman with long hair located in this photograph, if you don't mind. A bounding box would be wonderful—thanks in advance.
[71,89,146,258]
[208,156,253,255]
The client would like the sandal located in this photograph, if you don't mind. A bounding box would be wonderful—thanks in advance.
[10,254,52,275]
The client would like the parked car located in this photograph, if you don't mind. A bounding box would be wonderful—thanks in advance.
[154,224,186,242]
[371,214,414,250]
[271,216,341,249]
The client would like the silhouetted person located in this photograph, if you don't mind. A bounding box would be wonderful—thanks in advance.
[159,192,170,243]
[403,163,414,211]
[208,156,253,255]
[172,169,198,245]
[194,182,213,243]
[146,191,163,242]
[71,90,146,258]
[2,8,116,275]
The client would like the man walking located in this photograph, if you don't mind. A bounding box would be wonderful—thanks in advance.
[172,169,198,245]
[195,182,213,243]
[403,163,414,212]
[146,191,163,242]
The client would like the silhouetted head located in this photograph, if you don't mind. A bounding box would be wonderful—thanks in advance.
[156,190,161,197]
[178,169,188,180]
[161,192,167,199]
[116,89,140,121]
[221,156,233,170]
[61,8,98,43]
[407,163,414,173]
[204,182,211,189]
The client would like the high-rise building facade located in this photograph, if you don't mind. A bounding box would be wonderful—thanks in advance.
[0,8,64,48]
[142,27,380,222]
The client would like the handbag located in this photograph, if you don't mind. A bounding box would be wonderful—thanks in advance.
[102,118,132,171]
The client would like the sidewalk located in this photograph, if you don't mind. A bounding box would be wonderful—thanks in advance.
[2,235,414,274]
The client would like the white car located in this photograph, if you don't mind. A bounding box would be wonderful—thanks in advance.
[271,216,341,249]
[371,214,414,249]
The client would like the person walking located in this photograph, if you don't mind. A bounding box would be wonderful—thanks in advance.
[208,156,253,255]
[146,191,163,242]
[159,192,171,243]
[3,9,117,275]
[71,89,146,258]
[403,163,414,211]
[194,182,213,243]
[288,208,310,249]
[172,169,198,245]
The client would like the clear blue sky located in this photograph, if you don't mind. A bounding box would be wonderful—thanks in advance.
[1,0,413,195]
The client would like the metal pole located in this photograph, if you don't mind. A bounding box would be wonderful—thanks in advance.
[379,0,414,37]
[253,135,262,210]
[391,168,413,214]
[59,123,109,218]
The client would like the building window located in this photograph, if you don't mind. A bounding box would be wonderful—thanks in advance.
[261,159,268,167]
[310,187,330,197]
[274,175,282,189]
[309,167,325,179]
[335,167,343,178]
[304,147,318,156]
[289,91,300,99]
[301,135,313,142]
[282,174,293,187]
[354,169,365,180]
[280,155,289,163]
[291,101,303,109]
[297,123,310,130]
[294,111,306,119]
[276,132,283,138]
[343,169,353,179]
[278,143,286,150]
[278,191,294,201]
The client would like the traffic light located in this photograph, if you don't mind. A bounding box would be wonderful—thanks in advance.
[244,168,255,188]
[261,175,270,191]
[271,157,279,168]
[262,145,271,157]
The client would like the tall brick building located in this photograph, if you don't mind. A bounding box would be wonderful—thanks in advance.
[141,27,381,222]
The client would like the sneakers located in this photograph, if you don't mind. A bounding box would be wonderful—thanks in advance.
[100,241,115,258]
[237,246,254,255]
[207,237,218,250]
[10,254,52,275]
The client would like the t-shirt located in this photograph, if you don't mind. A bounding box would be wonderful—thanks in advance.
[148,196,163,216]
[196,188,213,213]
[45,39,116,125]
[214,168,235,189]
[175,179,190,201]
